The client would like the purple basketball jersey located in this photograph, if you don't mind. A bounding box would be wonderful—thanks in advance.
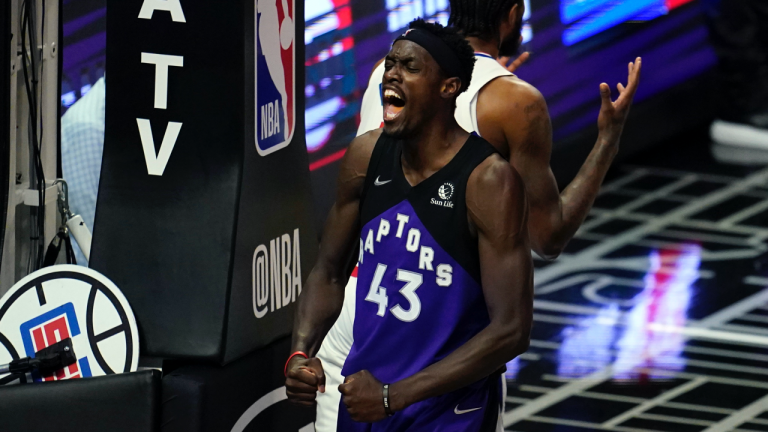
[338,133,502,431]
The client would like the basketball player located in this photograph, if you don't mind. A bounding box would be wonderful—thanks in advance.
[311,2,642,428]
[285,20,533,431]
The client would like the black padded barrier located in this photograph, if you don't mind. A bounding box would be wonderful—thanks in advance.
[0,370,161,432]
[162,336,314,432]
[92,0,315,364]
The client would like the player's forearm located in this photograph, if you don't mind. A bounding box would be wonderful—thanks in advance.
[388,320,529,412]
[290,268,346,357]
[543,137,618,258]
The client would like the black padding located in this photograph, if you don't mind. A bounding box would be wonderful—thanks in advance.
[93,0,315,364]
[162,337,314,432]
[0,370,161,432]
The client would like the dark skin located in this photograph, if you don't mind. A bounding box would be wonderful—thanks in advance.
[286,40,534,422]
[472,3,642,260]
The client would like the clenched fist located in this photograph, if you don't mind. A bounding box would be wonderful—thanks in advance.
[285,356,325,407]
[339,370,388,423]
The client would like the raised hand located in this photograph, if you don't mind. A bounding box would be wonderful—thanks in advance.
[598,57,642,145]
[339,370,388,423]
[497,51,531,74]
[285,356,326,407]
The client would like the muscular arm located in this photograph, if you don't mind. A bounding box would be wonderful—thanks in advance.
[291,131,379,356]
[385,155,533,411]
[477,59,642,260]
[286,131,379,405]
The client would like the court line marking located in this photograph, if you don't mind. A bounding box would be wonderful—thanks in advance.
[738,314,768,325]
[701,393,768,432]
[663,401,735,415]
[524,415,654,432]
[719,199,768,228]
[682,345,768,363]
[636,412,714,426]
[648,322,768,347]
[602,377,708,427]
[534,166,768,287]
[714,323,768,336]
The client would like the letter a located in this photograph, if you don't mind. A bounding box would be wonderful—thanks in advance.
[139,0,187,22]
[136,119,183,176]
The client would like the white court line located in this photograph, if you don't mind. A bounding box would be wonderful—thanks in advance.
[534,300,602,316]
[636,412,714,427]
[719,199,768,228]
[579,175,697,233]
[738,314,768,325]
[695,288,768,328]
[534,166,768,288]
[619,165,739,183]
[683,345,768,363]
[701,393,768,432]
[602,377,708,428]
[525,415,652,432]
[506,396,532,405]
[663,401,735,415]
[647,322,768,347]
[503,366,615,425]
[716,323,768,336]
[744,276,768,287]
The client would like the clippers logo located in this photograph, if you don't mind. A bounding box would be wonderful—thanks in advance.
[255,0,295,156]
[0,266,139,385]
[19,304,90,381]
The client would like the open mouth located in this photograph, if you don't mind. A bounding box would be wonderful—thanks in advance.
[383,88,406,122]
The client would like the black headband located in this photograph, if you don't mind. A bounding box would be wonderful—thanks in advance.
[394,28,468,88]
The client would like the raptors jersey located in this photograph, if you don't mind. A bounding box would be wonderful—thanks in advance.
[335,132,500,431]
[356,53,513,137]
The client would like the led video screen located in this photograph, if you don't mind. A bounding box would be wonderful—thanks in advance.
[61,0,714,173]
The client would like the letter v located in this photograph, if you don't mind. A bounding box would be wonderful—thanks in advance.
[136,118,182,176]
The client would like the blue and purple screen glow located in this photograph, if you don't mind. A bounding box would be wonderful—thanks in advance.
[61,0,714,172]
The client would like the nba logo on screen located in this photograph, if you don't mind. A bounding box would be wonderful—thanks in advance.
[255,0,295,156]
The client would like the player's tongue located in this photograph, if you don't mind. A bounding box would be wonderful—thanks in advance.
[383,89,405,121]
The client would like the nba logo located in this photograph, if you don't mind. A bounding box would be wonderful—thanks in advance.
[19,303,92,382]
[255,0,295,156]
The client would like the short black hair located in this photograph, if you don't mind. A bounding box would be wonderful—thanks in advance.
[406,19,476,94]
[448,0,524,40]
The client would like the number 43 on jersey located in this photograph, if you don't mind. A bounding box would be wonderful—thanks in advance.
[365,263,452,322]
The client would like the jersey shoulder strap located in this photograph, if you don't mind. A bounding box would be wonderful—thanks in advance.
[357,61,387,137]
[455,54,513,134]
[360,132,394,210]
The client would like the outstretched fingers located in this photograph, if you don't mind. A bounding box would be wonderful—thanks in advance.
[616,57,642,107]
[506,52,530,73]
[599,83,614,111]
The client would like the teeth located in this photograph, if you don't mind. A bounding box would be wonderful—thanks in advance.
[384,89,403,100]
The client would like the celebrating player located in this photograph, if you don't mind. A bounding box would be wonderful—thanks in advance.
[285,20,533,431]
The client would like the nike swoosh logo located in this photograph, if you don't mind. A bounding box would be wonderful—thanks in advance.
[374,176,392,186]
[454,405,482,415]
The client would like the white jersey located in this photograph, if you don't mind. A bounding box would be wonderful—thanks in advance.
[316,54,512,432]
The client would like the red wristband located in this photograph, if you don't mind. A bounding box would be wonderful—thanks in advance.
[284,351,308,377]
